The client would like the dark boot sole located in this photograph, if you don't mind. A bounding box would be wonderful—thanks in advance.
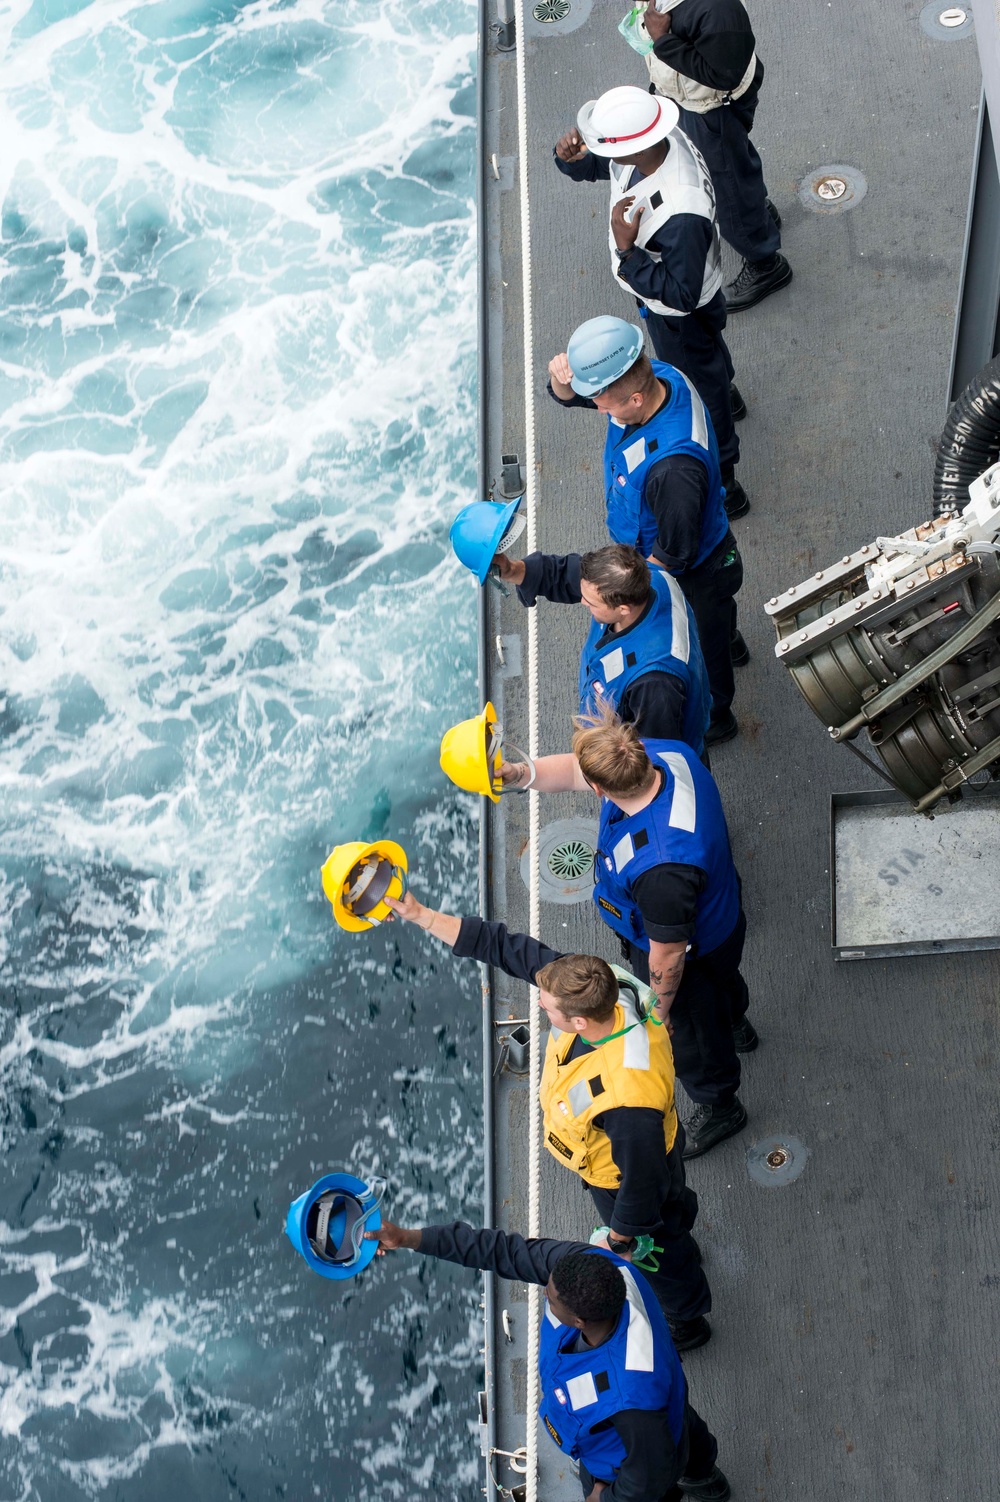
[682,1106,749,1160]
[732,1026,759,1053]
[730,640,750,667]
[669,1323,712,1353]
[705,718,739,747]
[725,262,793,313]
[723,495,750,519]
[729,385,747,421]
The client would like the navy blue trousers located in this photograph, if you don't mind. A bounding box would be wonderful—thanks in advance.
[676,533,743,719]
[586,1128,711,1324]
[679,94,780,264]
[643,289,738,473]
[628,907,749,1106]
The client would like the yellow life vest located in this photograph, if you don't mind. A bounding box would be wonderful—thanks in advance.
[539,965,678,1189]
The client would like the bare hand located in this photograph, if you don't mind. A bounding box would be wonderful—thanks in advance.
[548,351,574,388]
[584,1483,608,1502]
[555,127,588,162]
[500,759,532,788]
[611,195,642,252]
[364,1219,420,1254]
[642,2,671,41]
[384,891,426,925]
[493,553,526,585]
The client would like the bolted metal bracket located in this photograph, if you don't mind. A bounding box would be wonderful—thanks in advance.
[498,453,527,500]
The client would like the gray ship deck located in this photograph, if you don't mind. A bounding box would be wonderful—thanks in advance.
[477,3,996,1497]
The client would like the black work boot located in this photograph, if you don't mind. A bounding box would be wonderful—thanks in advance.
[730,630,750,666]
[766,197,782,229]
[679,1465,732,1500]
[725,251,792,312]
[729,382,747,421]
[704,710,738,747]
[682,1099,748,1159]
[668,1315,712,1352]
[721,473,750,519]
[732,1016,759,1052]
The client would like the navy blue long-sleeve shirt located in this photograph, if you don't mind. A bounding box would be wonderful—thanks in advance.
[416,1221,686,1501]
[651,0,760,97]
[515,551,688,741]
[454,917,689,1236]
[545,381,712,573]
[554,146,713,316]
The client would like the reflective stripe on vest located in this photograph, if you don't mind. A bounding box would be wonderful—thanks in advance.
[538,1248,686,1478]
[540,967,678,1186]
[603,360,728,566]
[578,565,711,754]
[593,738,740,955]
[607,134,722,317]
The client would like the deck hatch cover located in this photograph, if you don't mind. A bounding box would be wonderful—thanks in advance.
[830,789,1000,959]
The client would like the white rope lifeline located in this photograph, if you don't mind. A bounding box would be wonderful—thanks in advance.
[509,0,542,1496]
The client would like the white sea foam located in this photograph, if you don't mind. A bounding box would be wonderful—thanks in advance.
[0,0,483,1494]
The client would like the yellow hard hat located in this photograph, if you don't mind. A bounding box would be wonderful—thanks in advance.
[440,702,503,802]
[321,840,409,932]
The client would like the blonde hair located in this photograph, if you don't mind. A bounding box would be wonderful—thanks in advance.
[572,701,655,799]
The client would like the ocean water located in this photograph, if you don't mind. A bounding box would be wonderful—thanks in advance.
[0,0,483,1497]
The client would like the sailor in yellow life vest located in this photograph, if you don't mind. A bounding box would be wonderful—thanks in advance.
[385,889,713,1351]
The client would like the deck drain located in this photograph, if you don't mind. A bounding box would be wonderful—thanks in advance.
[521,818,598,904]
[747,1134,809,1189]
[533,0,570,20]
[548,840,594,880]
[797,165,867,215]
[920,0,974,38]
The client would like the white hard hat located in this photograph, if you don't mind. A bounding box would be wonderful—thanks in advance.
[577,86,680,159]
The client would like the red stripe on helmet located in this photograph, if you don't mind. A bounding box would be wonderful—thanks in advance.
[597,100,662,145]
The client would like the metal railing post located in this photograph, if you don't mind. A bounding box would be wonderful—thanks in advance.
[495,0,516,51]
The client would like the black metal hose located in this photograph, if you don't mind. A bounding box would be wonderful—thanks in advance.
[933,352,1000,515]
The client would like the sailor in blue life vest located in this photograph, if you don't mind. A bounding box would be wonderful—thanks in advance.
[502,704,756,1161]
[554,84,745,501]
[548,316,745,747]
[385,887,714,1350]
[365,1218,730,1502]
[493,542,710,753]
[634,0,792,314]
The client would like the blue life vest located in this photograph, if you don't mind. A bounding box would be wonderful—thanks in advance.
[578,565,710,754]
[538,1247,686,1482]
[603,360,728,568]
[593,738,740,956]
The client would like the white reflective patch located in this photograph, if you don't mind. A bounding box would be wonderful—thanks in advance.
[567,1081,592,1118]
[622,436,646,474]
[618,1265,656,1372]
[566,1371,600,1410]
[612,832,635,872]
[616,984,650,1069]
[657,750,697,832]
[545,1303,563,1328]
[676,371,708,452]
[665,573,690,664]
[601,646,625,683]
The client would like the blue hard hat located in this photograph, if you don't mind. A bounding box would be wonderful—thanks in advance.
[450,498,523,585]
[285,1171,385,1281]
[567,316,644,397]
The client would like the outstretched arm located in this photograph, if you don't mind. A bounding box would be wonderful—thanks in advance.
[501,752,589,793]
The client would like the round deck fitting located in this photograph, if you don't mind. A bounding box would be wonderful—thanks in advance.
[521,818,598,904]
[797,165,867,215]
[920,1,974,38]
[747,1134,810,1188]
[533,0,570,20]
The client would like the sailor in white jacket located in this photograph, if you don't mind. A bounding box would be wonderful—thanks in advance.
[555,84,748,518]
